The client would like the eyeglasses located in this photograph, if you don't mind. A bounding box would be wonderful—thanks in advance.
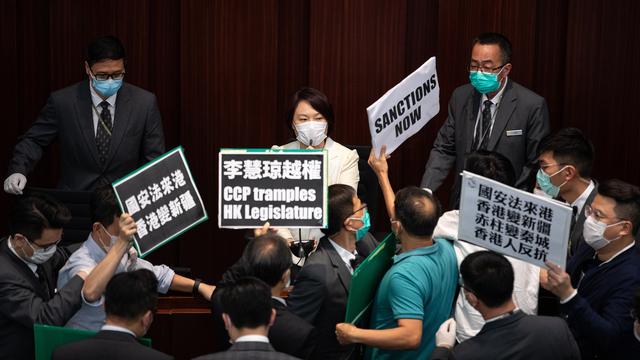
[347,203,368,221]
[458,277,474,293]
[469,63,506,74]
[30,236,63,251]
[585,204,628,223]
[91,71,125,81]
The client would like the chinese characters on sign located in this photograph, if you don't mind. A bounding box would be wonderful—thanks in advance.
[218,149,327,228]
[113,147,208,258]
[459,171,572,269]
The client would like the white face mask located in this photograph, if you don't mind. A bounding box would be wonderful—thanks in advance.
[582,215,624,251]
[99,224,118,253]
[23,238,57,264]
[295,121,327,147]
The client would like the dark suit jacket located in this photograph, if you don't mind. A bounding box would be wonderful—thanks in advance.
[287,237,356,360]
[270,299,317,359]
[429,311,580,360]
[563,241,640,359]
[8,80,165,190]
[568,184,598,257]
[52,330,173,360]
[193,341,300,360]
[421,80,550,206]
[0,237,84,360]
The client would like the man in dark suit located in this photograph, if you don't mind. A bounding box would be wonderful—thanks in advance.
[421,32,549,207]
[196,277,299,360]
[287,184,373,360]
[4,35,164,193]
[0,193,135,360]
[53,269,173,360]
[431,251,580,360]
[212,232,317,359]
[536,128,596,257]
[542,179,640,360]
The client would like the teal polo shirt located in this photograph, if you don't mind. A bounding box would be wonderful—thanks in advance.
[365,238,458,360]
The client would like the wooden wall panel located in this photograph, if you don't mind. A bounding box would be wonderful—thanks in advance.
[2,2,640,357]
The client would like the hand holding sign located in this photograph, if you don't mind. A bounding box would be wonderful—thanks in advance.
[118,213,138,243]
[368,145,389,176]
[541,260,575,301]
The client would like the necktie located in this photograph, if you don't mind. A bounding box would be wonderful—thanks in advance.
[475,100,493,150]
[96,101,113,164]
[350,254,364,271]
[36,265,52,299]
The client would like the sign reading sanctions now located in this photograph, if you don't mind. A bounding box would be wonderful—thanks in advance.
[367,56,440,156]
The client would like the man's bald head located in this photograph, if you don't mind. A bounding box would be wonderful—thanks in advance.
[394,186,441,237]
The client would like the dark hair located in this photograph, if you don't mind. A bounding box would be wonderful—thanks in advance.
[105,269,158,320]
[87,35,126,67]
[220,277,273,329]
[9,193,71,241]
[465,150,516,186]
[394,186,441,237]
[460,251,514,308]
[598,179,640,235]
[90,185,122,226]
[285,87,335,136]
[472,32,512,65]
[538,128,595,178]
[245,233,292,287]
[322,184,357,236]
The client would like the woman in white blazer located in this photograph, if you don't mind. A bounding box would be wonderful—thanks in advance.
[274,87,360,265]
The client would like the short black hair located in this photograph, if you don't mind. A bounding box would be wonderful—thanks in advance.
[460,251,514,308]
[9,193,71,242]
[245,233,292,287]
[322,184,357,236]
[598,179,640,235]
[465,150,516,187]
[394,186,441,237]
[538,127,595,178]
[472,32,512,64]
[285,87,335,136]
[87,35,126,67]
[220,277,273,329]
[105,269,158,320]
[90,185,122,227]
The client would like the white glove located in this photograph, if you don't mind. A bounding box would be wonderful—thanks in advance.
[4,173,27,195]
[435,318,457,349]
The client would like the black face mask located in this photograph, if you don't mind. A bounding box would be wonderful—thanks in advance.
[290,240,315,259]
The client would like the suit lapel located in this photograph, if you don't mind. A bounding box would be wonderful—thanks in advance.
[106,84,134,167]
[569,184,598,254]
[487,81,517,150]
[74,81,101,166]
[464,91,481,154]
[320,238,352,292]
[1,238,48,298]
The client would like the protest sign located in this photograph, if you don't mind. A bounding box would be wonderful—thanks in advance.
[459,171,572,269]
[345,233,397,324]
[113,147,207,258]
[218,149,327,228]
[367,56,440,156]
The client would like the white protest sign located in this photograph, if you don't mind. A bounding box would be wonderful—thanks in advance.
[367,56,440,156]
[459,171,572,269]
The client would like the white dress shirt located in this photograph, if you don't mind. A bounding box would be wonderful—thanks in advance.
[570,180,596,217]
[101,324,136,337]
[328,238,357,274]
[473,78,509,141]
[235,335,270,343]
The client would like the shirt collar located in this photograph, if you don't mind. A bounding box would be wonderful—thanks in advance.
[485,308,520,323]
[328,238,357,270]
[481,77,508,107]
[271,296,287,306]
[7,236,37,273]
[393,239,439,264]
[89,81,118,108]
[101,324,136,337]
[598,241,636,266]
[235,335,269,343]
[570,180,595,214]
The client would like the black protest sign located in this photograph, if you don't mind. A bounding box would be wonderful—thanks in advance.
[113,147,207,258]
[218,149,327,228]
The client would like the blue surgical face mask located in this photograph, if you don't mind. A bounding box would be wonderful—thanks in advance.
[348,209,371,242]
[91,75,122,97]
[536,166,568,198]
[469,68,503,94]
